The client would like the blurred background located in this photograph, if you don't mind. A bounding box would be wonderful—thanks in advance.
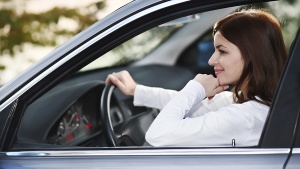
[0,0,131,85]
[0,0,300,86]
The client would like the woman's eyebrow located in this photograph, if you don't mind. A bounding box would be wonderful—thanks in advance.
[216,45,227,49]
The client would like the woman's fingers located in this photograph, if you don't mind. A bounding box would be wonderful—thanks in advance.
[214,85,229,95]
[105,74,112,84]
[105,74,117,85]
[208,85,229,100]
[193,74,229,98]
[105,70,137,96]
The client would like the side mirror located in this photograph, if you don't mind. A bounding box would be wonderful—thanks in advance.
[159,14,200,27]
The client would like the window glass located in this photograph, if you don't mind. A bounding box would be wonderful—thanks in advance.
[177,29,215,75]
[14,0,300,150]
[81,26,184,71]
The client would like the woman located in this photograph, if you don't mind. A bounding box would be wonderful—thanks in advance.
[105,9,288,146]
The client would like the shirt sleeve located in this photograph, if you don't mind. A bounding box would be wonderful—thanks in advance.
[133,82,233,116]
[133,84,178,110]
[145,80,256,147]
[186,89,233,117]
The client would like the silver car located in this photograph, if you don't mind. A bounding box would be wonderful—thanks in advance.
[1,0,300,168]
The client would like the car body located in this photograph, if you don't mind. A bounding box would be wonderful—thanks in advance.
[1,0,300,168]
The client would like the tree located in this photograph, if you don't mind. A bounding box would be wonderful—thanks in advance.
[0,0,105,56]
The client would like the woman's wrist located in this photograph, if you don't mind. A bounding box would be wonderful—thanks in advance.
[129,84,137,96]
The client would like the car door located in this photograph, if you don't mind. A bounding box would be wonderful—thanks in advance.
[280,28,300,169]
[2,32,298,168]
[0,0,299,169]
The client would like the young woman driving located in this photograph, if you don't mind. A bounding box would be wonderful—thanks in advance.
[105,9,288,146]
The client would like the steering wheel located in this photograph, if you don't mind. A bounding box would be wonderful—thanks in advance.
[101,82,158,147]
[100,83,119,147]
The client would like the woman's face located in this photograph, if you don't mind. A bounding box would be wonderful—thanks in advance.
[208,32,244,85]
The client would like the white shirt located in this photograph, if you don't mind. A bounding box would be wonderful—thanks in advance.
[133,80,269,147]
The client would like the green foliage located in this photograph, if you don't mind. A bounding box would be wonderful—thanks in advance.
[284,0,298,4]
[0,0,105,56]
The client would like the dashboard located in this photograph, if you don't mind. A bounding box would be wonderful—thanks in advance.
[18,81,126,146]
[46,89,102,145]
[16,64,195,148]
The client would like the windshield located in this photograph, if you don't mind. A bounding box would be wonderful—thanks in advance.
[81,25,184,71]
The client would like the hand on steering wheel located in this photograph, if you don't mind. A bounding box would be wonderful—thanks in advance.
[105,70,137,96]
[102,71,156,147]
[102,70,136,147]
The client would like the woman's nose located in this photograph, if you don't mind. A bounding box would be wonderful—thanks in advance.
[208,52,219,66]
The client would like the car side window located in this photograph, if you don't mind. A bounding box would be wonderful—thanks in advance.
[11,0,300,150]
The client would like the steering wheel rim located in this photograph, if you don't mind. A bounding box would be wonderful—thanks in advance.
[100,82,119,147]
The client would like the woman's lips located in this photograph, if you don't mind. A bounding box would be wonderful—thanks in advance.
[214,69,224,75]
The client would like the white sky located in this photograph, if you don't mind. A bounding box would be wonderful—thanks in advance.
[26,0,100,12]
[26,0,131,17]
[0,0,132,84]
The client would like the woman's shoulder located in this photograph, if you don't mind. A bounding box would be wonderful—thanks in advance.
[217,91,269,111]
[241,99,270,111]
[213,92,269,120]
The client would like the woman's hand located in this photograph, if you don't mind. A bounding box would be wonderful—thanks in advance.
[193,74,229,98]
[105,70,137,96]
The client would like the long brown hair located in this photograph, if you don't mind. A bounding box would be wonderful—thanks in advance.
[213,9,288,106]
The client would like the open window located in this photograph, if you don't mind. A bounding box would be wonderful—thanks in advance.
[10,0,299,151]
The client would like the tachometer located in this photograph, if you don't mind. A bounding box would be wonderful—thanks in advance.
[47,96,99,145]
[54,105,81,144]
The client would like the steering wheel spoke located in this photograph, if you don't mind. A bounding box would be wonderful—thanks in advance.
[100,83,157,147]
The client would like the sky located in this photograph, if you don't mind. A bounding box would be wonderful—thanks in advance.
[0,0,132,84]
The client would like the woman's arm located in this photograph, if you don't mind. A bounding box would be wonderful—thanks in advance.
[133,84,178,110]
[106,70,180,109]
[145,80,265,146]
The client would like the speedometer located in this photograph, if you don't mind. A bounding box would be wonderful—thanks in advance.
[50,105,81,145]
[61,106,81,142]
[47,103,96,145]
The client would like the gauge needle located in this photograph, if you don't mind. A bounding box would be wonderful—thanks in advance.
[67,113,76,126]
[83,115,93,129]
[71,123,80,132]
[83,115,89,124]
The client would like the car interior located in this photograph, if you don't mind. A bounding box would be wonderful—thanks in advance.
[12,1,300,149]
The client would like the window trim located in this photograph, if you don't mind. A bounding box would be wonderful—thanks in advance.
[2,148,290,157]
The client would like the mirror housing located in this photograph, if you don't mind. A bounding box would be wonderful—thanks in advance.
[159,14,200,27]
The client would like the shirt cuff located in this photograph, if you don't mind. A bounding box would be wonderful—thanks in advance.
[133,84,147,106]
[180,80,206,104]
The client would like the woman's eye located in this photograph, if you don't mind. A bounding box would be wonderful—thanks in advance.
[219,50,226,54]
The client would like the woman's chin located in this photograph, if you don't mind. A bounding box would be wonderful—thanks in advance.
[217,77,236,86]
[218,80,231,86]
[217,77,225,86]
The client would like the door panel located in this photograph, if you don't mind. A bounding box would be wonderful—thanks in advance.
[0,148,289,169]
[285,149,300,169]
